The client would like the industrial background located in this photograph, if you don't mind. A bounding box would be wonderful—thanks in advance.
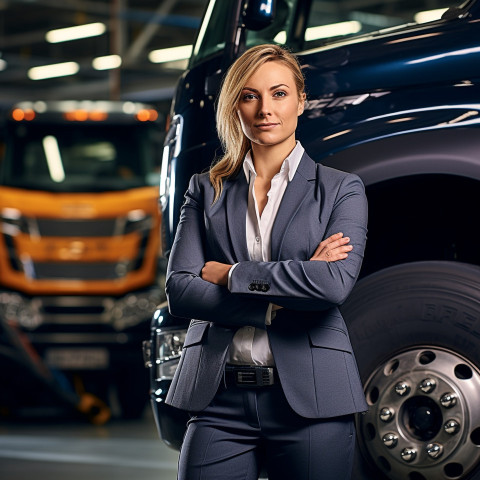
[0,2,208,479]
[2,1,480,480]
[0,0,207,104]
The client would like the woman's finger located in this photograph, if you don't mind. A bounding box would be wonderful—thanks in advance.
[311,236,350,260]
[311,243,353,261]
[326,236,350,251]
[312,232,344,257]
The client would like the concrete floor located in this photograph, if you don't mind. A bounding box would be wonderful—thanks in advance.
[0,409,179,480]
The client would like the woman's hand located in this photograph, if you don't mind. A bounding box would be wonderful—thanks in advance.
[201,261,232,286]
[310,232,352,262]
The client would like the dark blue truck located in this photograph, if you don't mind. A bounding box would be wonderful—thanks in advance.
[143,0,480,478]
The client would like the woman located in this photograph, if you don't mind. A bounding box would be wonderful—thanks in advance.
[165,44,368,480]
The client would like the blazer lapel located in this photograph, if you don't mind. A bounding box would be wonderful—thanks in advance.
[271,153,318,260]
[225,173,250,262]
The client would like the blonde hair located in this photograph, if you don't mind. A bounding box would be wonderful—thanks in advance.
[210,44,305,201]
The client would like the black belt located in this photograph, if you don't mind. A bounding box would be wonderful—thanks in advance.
[224,365,278,387]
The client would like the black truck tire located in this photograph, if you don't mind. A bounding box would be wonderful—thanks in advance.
[340,261,480,480]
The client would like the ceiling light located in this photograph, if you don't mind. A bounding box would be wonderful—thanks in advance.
[414,8,449,23]
[149,45,193,64]
[46,22,106,43]
[305,21,362,41]
[92,55,122,70]
[28,62,80,80]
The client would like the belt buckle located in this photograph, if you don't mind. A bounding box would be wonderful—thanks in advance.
[234,366,274,387]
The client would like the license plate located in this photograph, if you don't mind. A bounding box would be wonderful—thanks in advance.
[45,348,109,370]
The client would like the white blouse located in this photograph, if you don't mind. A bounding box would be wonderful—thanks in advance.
[227,141,305,366]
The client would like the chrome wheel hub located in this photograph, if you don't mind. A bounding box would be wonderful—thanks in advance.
[357,348,480,479]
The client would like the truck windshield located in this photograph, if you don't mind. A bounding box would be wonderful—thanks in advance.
[2,123,161,192]
[191,0,462,66]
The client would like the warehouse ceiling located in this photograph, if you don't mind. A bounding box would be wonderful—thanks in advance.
[0,0,208,106]
[0,0,458,108]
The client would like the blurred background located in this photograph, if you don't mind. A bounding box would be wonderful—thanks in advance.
[0,1,208,478]
[0,0,208,104]
[2,1,478,480]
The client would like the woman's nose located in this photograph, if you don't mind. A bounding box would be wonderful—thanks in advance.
[258,98,272,117]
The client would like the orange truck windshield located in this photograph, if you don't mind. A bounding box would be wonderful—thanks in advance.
[3,122,159,193]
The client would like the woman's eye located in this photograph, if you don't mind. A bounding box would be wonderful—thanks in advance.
[274,91,287,97]
[243,93,257,101]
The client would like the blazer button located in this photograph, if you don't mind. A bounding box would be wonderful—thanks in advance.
[248,283,255,291]
[261,284,270,292]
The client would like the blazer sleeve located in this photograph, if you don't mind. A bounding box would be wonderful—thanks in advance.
[165,174,269,329]
[229,173,368,311]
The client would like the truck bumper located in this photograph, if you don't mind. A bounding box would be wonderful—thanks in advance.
[144,303,189,449]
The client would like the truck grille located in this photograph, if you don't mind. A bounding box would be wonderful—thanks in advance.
[1,214,153,281]
[34,262,122,280]
[36,218,118,237]
[38,296,110,324]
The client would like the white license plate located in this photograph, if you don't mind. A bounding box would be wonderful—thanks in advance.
[45,348,109,370]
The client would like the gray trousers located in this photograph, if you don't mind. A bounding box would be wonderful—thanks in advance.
[177,381,356,480]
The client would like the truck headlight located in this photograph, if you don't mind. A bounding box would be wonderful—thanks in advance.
[0,292,42,329]
[155,328,187,380]
[111,288,164,330]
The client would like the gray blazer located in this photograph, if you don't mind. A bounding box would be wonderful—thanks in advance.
[165,152,369,418]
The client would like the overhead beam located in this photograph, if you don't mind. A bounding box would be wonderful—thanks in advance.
[123,0,178,66]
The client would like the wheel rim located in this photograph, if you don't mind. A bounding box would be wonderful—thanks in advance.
[357,347,480,480]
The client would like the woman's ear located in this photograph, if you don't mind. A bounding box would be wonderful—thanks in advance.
[298,92,306,116]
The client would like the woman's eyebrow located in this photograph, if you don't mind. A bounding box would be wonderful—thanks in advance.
[242,84,290,92]
[270,83,290,90]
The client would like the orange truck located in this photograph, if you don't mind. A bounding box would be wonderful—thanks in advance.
[0,100,164,418]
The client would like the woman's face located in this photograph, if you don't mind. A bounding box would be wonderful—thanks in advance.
[236,61,305,151]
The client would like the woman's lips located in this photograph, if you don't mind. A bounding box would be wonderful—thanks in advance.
[255,123,279,130]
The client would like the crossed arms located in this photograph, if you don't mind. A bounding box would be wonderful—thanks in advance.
[166,173,368,328]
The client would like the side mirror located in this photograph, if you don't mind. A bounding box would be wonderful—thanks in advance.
[243,0,277,31]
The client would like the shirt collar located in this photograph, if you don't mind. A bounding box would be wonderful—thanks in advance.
[243,141,305,182]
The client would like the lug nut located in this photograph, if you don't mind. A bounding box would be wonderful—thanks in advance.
[444,419,460,435]
[426,443,443,459]
[395,381,410,396]
[419,378,436,393]
[382,433,398,448]
[380,407,395,422]
[401,447,417,462]
[440,392,457,408]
